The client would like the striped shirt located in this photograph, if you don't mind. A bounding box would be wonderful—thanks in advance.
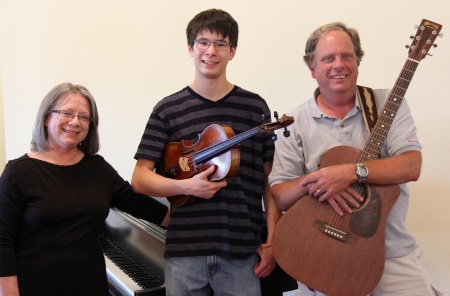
[135,86,274,259]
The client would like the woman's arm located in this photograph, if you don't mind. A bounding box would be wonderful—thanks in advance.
[0,276,20,295]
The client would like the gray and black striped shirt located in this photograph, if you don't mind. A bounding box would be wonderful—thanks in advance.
[135,86,274,259]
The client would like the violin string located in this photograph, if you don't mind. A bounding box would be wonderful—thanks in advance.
[167,121,283,176]
[194,126,263,163]
[168,126,263,175]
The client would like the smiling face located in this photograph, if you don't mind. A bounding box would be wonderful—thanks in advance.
[309,30,359,97]
[45,92,91,153]
[188,30,236,81]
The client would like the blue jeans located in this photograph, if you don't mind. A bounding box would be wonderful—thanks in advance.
[165,254,261,296]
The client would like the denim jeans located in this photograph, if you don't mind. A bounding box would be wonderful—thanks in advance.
[165,254,261,296]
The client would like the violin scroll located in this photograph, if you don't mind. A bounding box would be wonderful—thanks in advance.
[271,111,294,141]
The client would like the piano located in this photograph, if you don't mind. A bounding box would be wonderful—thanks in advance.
[100,208,166,296]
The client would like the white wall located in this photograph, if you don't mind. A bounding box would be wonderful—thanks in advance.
[1,0,449,294]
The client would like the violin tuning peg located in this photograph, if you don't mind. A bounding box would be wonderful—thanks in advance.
[273,111,279,121]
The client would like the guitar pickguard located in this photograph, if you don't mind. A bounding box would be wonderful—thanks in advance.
[350,184,382,238]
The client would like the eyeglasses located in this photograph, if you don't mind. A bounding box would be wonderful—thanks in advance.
[194,40,232,51]
[51,110,92,123]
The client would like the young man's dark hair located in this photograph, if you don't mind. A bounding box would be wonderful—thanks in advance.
[186,9,239,48]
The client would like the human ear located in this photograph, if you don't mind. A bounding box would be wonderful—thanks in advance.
[309,66,317,79]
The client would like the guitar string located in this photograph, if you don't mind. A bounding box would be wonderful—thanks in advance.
[327,57,419,232]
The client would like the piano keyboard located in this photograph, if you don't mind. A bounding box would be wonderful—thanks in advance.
[105,255,140,296]
[101,209,166,296]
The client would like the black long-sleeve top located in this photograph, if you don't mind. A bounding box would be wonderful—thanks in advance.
[0,154,168,296]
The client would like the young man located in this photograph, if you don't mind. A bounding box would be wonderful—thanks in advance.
[131,9,280,295]
[269,22,440,295]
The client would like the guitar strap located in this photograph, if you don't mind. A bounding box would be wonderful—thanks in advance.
[357,85,378,134]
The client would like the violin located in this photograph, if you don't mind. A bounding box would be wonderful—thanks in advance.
[160,114,294,206]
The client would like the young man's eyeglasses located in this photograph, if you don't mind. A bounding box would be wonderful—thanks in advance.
[51,110,92,123]
[194,40,232,51]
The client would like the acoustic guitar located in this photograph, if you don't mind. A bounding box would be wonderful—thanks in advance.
[161,114,293,206]
[272,19,442,296]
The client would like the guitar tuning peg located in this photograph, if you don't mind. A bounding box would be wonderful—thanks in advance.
[405,45,410,49]
[410,35,415,39]
[432,44,438,48]
[438,33,443,38]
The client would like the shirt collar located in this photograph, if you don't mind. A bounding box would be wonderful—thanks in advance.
[310,87,362,119]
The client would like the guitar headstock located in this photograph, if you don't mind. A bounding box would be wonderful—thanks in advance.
[408,19,442,61]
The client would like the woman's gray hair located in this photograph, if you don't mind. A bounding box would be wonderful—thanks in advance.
[31,82,100,155]
[303,22,364,68]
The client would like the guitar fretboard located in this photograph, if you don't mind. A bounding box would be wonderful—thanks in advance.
[359,59,419,162]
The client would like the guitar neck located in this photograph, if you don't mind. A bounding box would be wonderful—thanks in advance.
[359,59,419,162]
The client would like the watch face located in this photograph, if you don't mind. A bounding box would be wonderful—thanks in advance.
[357,164,368,178]
[360,166,368,176]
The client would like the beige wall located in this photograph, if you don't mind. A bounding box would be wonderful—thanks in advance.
[0,76,4,174]
[1,0,449,294]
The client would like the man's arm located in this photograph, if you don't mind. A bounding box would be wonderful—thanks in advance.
[254,161,280,278]
[302,150,422,197]
[272,150,421,215]
[270,175,311,212]
[131,158,227,199]
[299,150,422,215]
[356,150,421,185]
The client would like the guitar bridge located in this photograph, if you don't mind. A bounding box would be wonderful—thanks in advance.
[314,220,356,244]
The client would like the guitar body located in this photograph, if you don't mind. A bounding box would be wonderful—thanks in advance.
[272,146,400,296]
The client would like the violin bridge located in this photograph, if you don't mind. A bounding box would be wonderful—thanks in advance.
[179,157,191,172]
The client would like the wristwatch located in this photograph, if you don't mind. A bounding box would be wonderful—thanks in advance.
[356,163,369,183]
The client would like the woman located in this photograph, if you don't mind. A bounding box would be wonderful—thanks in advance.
[0,83,169,296]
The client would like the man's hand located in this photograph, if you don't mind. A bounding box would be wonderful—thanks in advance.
[318,187,362,216]
[186,166,227,199]
[254,243,276,278]
[300,164,363,215]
